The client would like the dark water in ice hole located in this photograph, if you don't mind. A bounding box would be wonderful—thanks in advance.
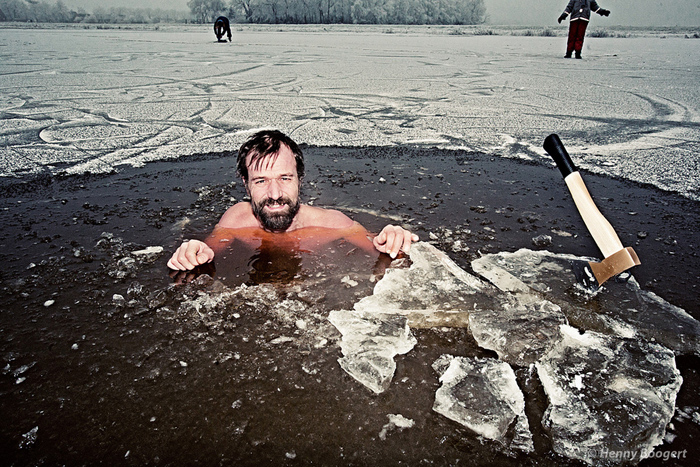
[1,147,699,465]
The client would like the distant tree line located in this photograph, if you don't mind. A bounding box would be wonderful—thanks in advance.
[0,0,191,23]
[191,0,486,24]
[0,0,486,25]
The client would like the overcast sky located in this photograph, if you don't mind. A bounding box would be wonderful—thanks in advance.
[63,0,700,27]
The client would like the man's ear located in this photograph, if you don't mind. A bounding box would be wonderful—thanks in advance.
[242,178,250,196]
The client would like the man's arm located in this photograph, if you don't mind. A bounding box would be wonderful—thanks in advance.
[306,207,418,257]
[167,203,256,271]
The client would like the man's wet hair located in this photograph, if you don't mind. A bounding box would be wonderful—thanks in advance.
[237,130,305,182]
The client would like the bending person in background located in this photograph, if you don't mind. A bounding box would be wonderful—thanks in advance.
[167,130,418,271]
[558,0,610,59]
[214,16,232,42]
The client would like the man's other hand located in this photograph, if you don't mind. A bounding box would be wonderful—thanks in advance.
[167,240,215,270]
[373,225,419,258]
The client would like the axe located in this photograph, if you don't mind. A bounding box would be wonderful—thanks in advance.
[543,134,640,289]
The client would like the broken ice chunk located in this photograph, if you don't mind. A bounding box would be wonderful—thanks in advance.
[378,413,415,440]
[469,294,567,367]
[19,426,38,449]
[328,310,416,394]
[355,242,498,328]
[432,354,534,453]
[472,249,700,356]
[131,246,163,259]
[536,325,682,465]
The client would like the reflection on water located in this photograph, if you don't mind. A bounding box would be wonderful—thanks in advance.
[247,237,303,284]
[181,225,389,310]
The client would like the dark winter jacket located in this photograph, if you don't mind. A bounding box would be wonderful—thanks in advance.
[563,0,603,21]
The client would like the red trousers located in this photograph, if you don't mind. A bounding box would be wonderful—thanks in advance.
[567,19,589,54]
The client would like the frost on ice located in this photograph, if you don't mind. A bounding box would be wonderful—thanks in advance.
[432,354,534,454]
[536,325,682,465]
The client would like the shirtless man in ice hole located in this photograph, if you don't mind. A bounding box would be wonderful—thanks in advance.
[167,130,418,273]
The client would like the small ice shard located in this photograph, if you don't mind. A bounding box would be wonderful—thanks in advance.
[536,325,682,465]
[131,246,164,261]
[432,354,534,453]
[378,413,415,440]
[469,293,567,366]
[112,294,126,306]
[355,242,498,328]
[472,249,700,356]
[531,234,552,247]
[269,336,294,345]
[340,275,358,287]
[328,310,416,394]
[19,426,38,449]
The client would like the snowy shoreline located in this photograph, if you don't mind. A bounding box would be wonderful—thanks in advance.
[2,21,699,38]
[2,25,699,203]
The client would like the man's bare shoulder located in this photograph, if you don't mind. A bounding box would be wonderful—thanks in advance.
[216,202,259,229]
[297,205,355,229]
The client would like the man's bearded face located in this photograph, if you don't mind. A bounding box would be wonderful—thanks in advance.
[252,195,300,232]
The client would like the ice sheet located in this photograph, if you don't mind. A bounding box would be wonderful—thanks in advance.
[472,249,700,356]
[354,242,497,328]
[469,293,567,366]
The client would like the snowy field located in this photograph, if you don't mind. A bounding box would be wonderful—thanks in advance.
[1,24,700,466]
[1,24,699,199]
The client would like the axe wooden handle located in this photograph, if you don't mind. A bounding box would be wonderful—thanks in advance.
[543,134,624,258]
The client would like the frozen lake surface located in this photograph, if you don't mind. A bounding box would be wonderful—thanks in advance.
[1,24,699,199]
[1,24,700,465]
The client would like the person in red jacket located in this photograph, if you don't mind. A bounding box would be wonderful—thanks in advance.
[558,0,610,59]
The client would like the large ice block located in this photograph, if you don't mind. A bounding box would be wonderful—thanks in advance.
[354,242,498,328]
[536,325,682,465]
[472,248,700,356]
[432,354,534,453]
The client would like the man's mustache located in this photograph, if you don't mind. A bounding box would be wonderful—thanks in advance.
[262,197,292,208]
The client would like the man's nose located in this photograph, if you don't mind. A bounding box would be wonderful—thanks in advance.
[267,179,282,199]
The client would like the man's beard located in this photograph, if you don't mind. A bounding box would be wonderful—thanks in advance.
[252,196,300,232]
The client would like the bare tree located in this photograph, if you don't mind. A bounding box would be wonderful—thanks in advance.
[187,0,226,23]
